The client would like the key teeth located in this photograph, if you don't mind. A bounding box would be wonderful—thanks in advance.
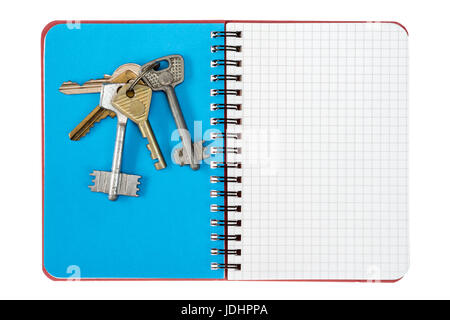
[88,170,98,192]
[147,144,158,160]
[145,144,167,170]
[88,170,141,197]
[126,175,141,197]
[69,109,115,141]
[153,162,166,170]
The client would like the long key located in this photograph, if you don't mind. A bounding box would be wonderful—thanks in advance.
[112,84,166,170]
[68,66,141,141]
[59,63,141,94]
[89,83,140,200]
[132,55,199,170]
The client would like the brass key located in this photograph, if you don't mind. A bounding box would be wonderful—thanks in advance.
[112,84,166,170]
[133,55,199,170]
[69,106,116,141]
[68,67,142,141]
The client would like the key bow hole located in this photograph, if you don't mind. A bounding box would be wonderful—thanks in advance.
[153,60,169,71]
[126,89,135,98]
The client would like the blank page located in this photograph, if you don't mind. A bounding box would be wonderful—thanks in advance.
[225,22,408,280]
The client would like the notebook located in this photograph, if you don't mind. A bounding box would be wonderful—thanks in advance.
[42,20,408,281]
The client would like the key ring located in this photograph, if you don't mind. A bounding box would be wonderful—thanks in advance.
[127,62,160,93]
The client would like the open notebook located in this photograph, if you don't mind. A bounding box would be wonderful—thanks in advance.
[42,21,408,281]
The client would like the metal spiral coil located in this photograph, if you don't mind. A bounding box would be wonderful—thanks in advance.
[210,219,242,227]
[211,31,242,38]
[211,74,241,82]
[210,176,242,183]
[210,132,241,140]
[211,205,242,213]
[211,248,241,256]
[210,190,242,198]
[211,59,241,67]
[210,29,243,272]
[210,147,241,155]
[211,45,241,53]
[210,161,241,169]
[211,89,241,96]
[211,118,241,125]
[211,233,241,241]
[211,263,241,270]
[210,103,241,111]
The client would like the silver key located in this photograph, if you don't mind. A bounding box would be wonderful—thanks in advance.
[89,171,140,197]
[130,55,199,170]
[89,83,141,200]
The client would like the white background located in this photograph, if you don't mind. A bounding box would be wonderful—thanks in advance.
[0,0,448,299]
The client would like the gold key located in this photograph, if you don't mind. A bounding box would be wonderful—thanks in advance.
[69,106,116,141]
[112,84,166,170]
[59,63,141,95]
[68,66,143,141]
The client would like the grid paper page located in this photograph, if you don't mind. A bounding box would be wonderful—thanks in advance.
[225,22,408,280]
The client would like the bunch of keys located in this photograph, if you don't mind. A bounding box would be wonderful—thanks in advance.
[59,55,208,201]
[127,55,208,171]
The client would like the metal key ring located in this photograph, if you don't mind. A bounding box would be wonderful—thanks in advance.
[127,61,160,93]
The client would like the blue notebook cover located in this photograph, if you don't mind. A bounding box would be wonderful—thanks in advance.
[42,21,225,279]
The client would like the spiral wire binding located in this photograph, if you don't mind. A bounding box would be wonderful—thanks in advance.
[211,118,241,125]
[210,176,241,183]
[210,132,241,139]
[211,147,241,155]
[211,59,241,67]
[210,161,241,169]
[210,28,243,271]
[211,248,241,256]
[210,103,241,111]
[211,74,241,82]
[211,45,241,53]
[211,263,241,271]
[211,205,242,212]
[210,219,242,227]
[211,234,242,241]
[211,31,242,38]
[211,190,242,198]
